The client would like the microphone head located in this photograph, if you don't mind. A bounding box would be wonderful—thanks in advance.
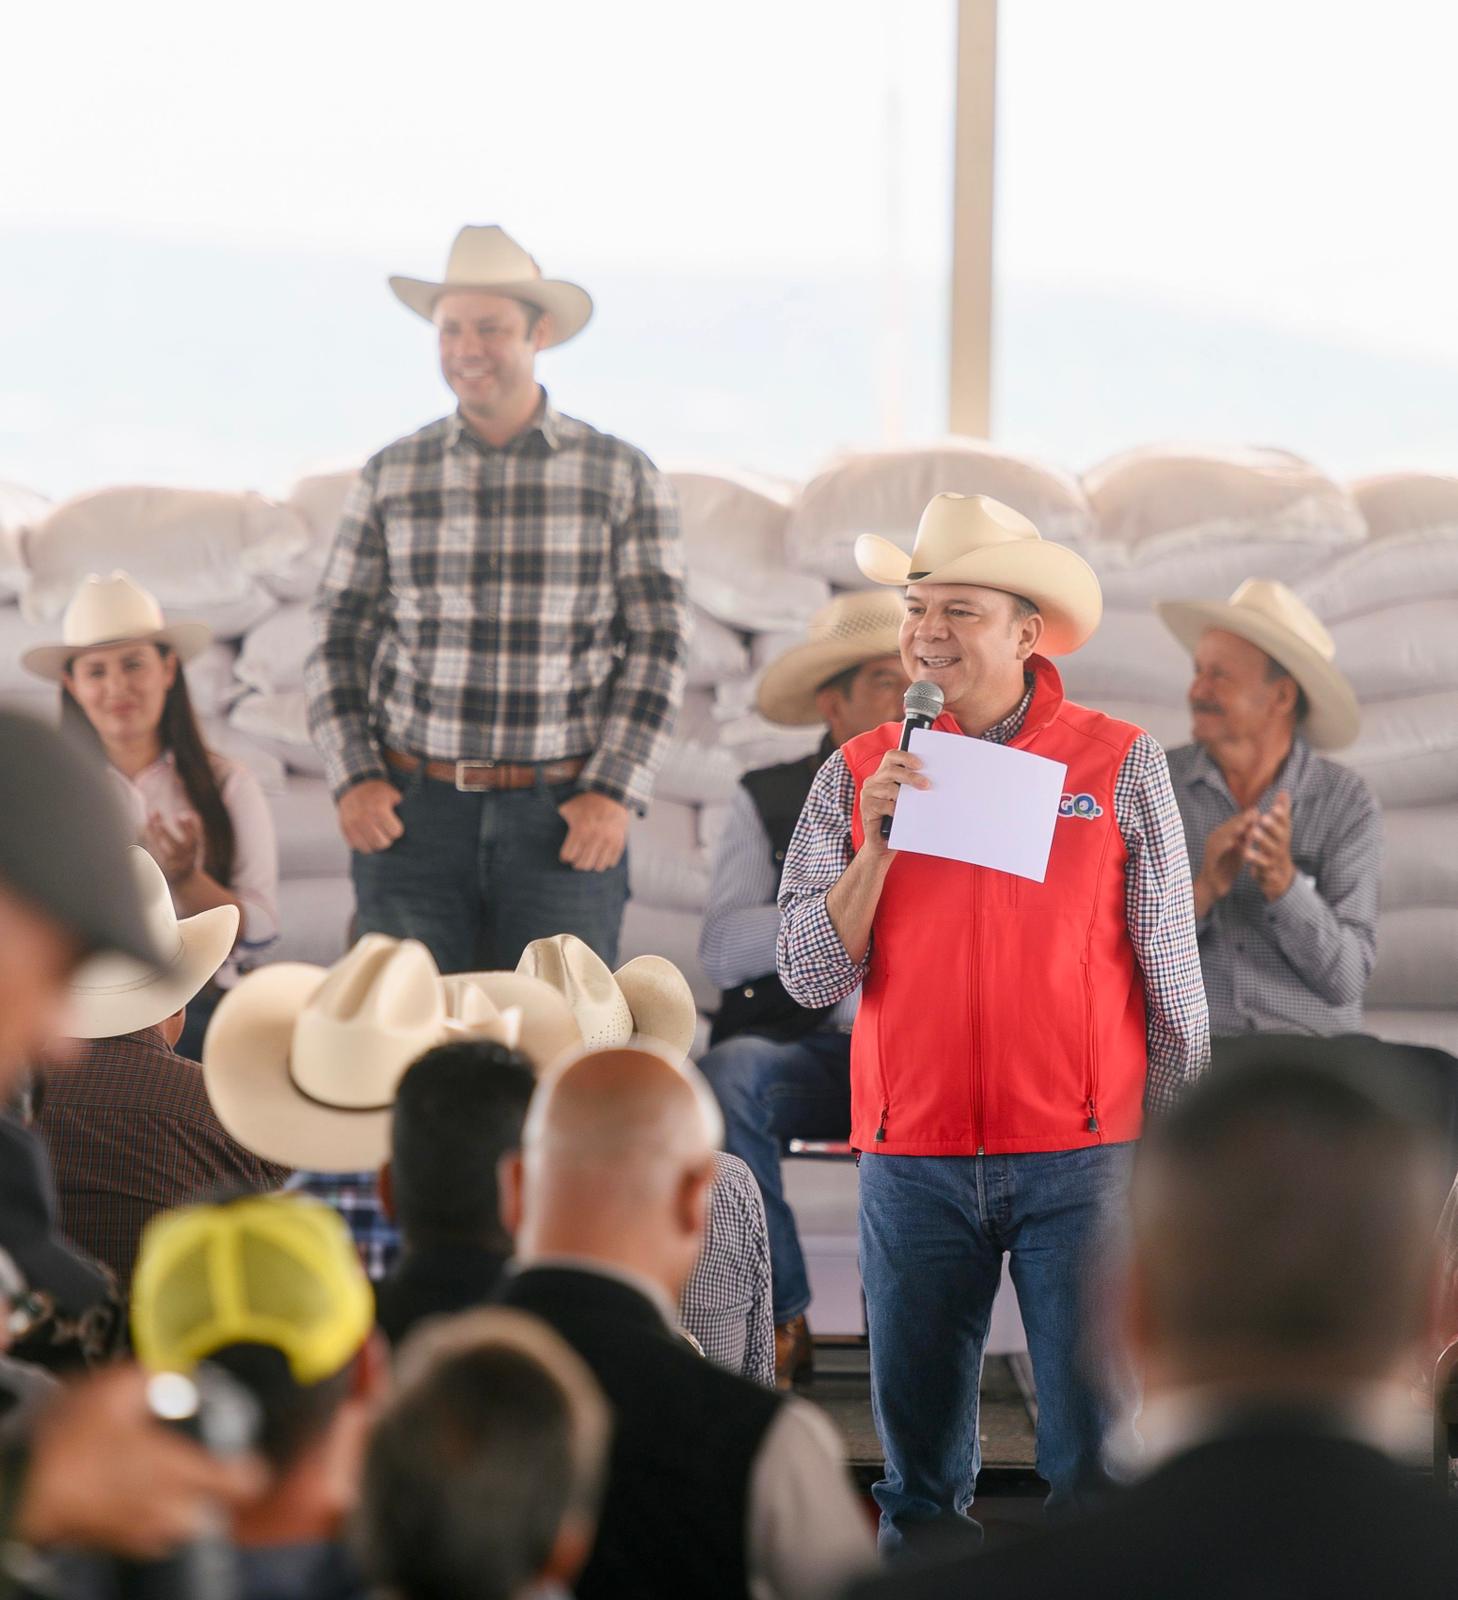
[903,680,945,721]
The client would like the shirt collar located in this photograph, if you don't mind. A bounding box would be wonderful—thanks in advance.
[982,673,1036,746]
[1135,1379,1418,1473]
[1186,731,1310,804]
[447,389,561,455]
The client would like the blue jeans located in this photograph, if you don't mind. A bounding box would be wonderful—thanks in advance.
[859,1142,1136,1552]
[698,1030,853,1323]
[351,769,629,973]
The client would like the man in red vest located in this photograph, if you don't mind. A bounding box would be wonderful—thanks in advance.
[777,493,1210,1550]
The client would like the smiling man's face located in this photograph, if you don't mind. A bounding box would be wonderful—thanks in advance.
[899,582,1038,721]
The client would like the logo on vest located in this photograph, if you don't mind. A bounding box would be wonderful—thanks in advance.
[1058,792,1104,820]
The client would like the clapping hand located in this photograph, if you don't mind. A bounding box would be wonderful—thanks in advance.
[142,812,202,885]
[1245,790,1296,901]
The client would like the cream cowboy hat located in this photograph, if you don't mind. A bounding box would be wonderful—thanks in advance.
[855,493,1103,656]
[22,572,213,682]
[1156,578,1361,750]
[67,847,238,1040]
[442,972,583,1075]
[755,591,907,727]
[389,225,593,348]
[203,935,520,1172]
[517,935,698,1061]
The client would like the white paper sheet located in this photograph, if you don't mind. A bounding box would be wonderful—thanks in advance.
[886,727,1068,883]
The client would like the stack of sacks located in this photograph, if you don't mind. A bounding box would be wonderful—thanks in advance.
[784,440,1095,588]
[622,469,830,1012]
[1298,474,1458,1053]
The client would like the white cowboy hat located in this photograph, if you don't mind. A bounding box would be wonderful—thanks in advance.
[442,971,583,1075]
[389,225,593,348]
[855,493,1103,656]
[516,935,698,1062]
[1155,578,1361,750]
[67,848,238,1040]
[755,591,907,727]
[203,935,518,1173]
[22,572,213,682]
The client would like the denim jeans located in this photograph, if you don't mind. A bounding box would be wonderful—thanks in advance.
[698,1029,853,1323]
[351,769,629,973]
[859,1142,1137,1552]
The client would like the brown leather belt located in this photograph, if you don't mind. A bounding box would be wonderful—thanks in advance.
[383,747,586,793]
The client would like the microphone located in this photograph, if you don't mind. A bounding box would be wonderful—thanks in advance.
[880,680,945,839]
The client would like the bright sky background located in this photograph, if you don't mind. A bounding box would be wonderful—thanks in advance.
[4,0,1457,490]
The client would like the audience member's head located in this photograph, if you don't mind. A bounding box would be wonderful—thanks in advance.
[1128,1049,1448,1398]
[132,1193,382,1542]
[384,1038,538,1252]
[755,590,909,744]
[360,1307,610,1600]
[0,710,157,1081]
[66,847,236,1047]
[502,1045,724,1301]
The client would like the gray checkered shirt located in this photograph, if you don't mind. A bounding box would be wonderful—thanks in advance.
[304,397,688,810]
[1166,737,1382,1036]
[776,678,1210,1115]
[680,1152,774,1388]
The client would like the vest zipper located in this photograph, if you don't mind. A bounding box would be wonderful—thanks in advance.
[1082,960,1102,1139]
[875,1103,888,1142]
[971,870,984,1154]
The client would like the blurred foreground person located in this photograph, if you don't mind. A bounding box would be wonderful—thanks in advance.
[1158,580,1381,1035]
[0,710,264,1567]
[849,1049,1458,1600]
[361,1309,610,1600]
[37,848,284,1294]
[131,1193,382,1600]
[24,572,280,1058]
[498,1044,873,1600]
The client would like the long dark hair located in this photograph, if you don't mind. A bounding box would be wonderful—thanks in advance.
[61,643,237,885]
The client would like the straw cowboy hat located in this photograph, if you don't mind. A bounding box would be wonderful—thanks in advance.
[756,591,907,727]
[389,225,593,348]
[516,935,698,1061]
[67,848,238,1039]
[23,572,213,682]
[1156,578,1361,750]
[441,971,583,1074]
[855,493,1103,655]
[203,935,521,1172]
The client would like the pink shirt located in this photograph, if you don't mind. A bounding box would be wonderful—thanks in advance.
[109,752,279,987]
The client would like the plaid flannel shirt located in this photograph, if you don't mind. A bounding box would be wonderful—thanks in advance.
[776,678,1210,1115]
[305,398,688,812]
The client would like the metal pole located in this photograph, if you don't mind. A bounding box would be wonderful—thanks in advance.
[949,0,997,438]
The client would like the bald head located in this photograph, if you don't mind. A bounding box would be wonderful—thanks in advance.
[507,1047,723,1294]
[523,1046,722,1171]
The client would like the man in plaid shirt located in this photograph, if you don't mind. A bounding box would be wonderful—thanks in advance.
[305,226,687,971]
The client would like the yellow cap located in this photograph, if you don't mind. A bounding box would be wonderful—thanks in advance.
[131,1194,374,1386]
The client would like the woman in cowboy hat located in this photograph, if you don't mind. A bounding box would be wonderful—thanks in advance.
[1156,577,1382,1038]
[23,571,279,1058]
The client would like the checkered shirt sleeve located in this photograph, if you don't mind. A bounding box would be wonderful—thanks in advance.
[678,1152,775,1388]
[1116,734,1210,1112]
[286,1170,400,1282]
[304,404,688,810]
[775,725,1210,1111]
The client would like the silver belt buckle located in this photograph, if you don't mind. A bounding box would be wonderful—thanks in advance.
[454,759,496,792]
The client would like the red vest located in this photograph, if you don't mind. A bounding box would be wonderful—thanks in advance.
[843,656,1147,1156]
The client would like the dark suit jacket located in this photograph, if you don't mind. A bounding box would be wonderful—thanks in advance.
[848,1420,1458,1600]
[373,1240,508,1348]
[497,1264,781,1600]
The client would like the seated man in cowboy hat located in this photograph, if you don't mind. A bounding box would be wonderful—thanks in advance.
[696,590,908,1387]
[1156,580,1382,1037]
[777,494,1210,1548]
[304,223,688,978]
[35,848,286,1294]
[516,935,780,1387]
